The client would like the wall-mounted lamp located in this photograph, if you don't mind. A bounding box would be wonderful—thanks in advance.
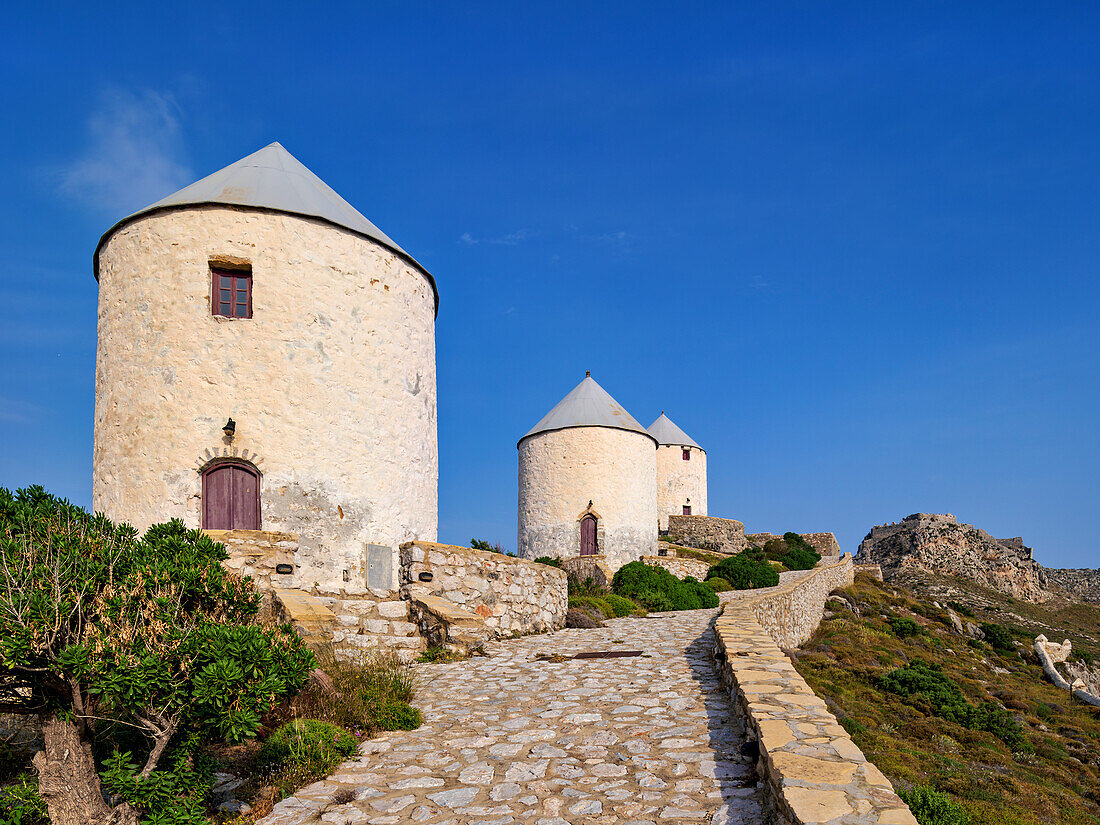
[223,418,236,439]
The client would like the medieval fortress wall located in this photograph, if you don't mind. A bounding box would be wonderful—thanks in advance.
[93,206,438,588]
[655,443,707,530]
[517,426,657,570]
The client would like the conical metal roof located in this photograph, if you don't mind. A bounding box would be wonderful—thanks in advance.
[647,412,702,449]
[93,142,437,311]
[520,373,657,445]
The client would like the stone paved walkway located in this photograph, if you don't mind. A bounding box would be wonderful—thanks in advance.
[261,608,763,824]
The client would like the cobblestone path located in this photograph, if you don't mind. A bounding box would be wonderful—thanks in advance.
[261,608,763,824]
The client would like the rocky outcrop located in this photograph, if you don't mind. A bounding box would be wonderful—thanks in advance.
[857,513,1052,603]
[1041,568,1100,604]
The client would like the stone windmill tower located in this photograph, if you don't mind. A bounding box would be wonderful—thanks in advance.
[647,412,707,531]
[517,372,658,570]
[92,142,438,587]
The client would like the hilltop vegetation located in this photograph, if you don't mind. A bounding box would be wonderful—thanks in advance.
[793,572,1100,825]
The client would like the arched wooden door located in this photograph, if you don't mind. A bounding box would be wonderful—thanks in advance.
[202,463,261,530]
[580,515,598,556]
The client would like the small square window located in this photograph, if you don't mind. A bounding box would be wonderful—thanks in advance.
[682,449,690,461]
[683,505,692,516]
[211,266,252,318]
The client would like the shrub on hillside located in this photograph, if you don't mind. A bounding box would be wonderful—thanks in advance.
[758,532,821,571]
[888,617,926,638]
[979,622,1016,653]
[533,555,562,568]
[705,577,732,592]
[876,661,1025,748]
[0,774,47,825]
[898,785,970,825]
[471,538,514,556]
[0,485,314,825]
[605,593,642,616]
[708,548,780,590]
[611,562,718,611]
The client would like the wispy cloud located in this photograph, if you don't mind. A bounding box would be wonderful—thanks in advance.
[749,275,770,290]
[57,89,193,214]
[459,232,478,245]
[0,397,46,424]
[458,229,532,246]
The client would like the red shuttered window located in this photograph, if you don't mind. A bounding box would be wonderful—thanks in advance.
[682,449,690,461]
[211,267,252,318]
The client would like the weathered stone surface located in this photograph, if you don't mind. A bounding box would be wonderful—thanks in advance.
[668,515,747,554]
[94,206,438,589]
[401,542,567,637]
[856,513,1051,603]
[654,443,707,531]
[641,555,711,580]
[518,426,658,571]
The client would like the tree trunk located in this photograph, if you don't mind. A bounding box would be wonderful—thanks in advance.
[32,713,137,825]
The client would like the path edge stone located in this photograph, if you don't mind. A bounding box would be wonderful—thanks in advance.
[714,555,918,825]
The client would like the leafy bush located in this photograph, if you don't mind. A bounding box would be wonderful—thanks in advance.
[758,532,822,570]
[980,622,1016,653]
[708,548,780,590]
[898,785,970,825]
[470,538,513,556]
[0,486,314,824]
[0,775,47,825]
[888,617,926,638]
[533,556,562,568]
[947,601,975,618]
[100,736,213,825]
[705,577,732,592]
[258,720,358,794]
[570,595,614,618]
[611,562,718,611]
[877,661,1025,748]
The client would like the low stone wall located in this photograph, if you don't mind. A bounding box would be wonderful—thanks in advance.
[400,542,567,637]
[667,514,748,553]
[713,557,916,824]
[642,555,711,580]
[1042,567,1100,604]
[209,528,299,590]
[561,555,614,589]
[274,586,424,663]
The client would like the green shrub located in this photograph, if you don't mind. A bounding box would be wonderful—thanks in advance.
[0,775,47,825]
[889,617,926,638]
[947,601,975,618]
[259,720,358,794]
[570,595,614,618]
[705,577,732,592]
[0,486,314,823]
[980,622,1016,653]
[708,548,780,590]
[898,785,970,825]
[877,661,1025,748]
[100,736,213,825]
[471,538,514,556]
[604,593,641,617]
[568,577,607,598]
[533,556,562,568]
[611,562,718,611]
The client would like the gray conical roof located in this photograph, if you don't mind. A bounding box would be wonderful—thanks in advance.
[93,142,437,310]
[520,373,657,445]
[647,412,702,449]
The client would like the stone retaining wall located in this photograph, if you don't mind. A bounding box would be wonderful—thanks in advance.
[713,557,916,825]
[274,586,424,663]
[400,542,567,637]
[667,514,748,553]
[642,555,712,580]
[210,528,299,590]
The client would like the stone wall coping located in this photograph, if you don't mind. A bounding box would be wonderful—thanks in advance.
[669,514,745,529]
[714,557,916,825]
[204,528,299,543]
[402,540,568,579]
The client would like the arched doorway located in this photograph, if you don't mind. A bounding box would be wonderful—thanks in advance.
[202,462,261,530]
[580,515,598,556]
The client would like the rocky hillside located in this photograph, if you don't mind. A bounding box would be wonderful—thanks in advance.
[857,513,1053,603]
[793,571,1100,825]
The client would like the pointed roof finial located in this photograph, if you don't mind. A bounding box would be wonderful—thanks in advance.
[586,370,591,377]
[520,374,654,445]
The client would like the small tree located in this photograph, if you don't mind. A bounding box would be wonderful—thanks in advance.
[0,486,314,825]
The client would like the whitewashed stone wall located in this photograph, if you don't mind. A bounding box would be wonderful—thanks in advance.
[642,555,712,580]
[400,542,568,636]
[517,426,658,571]
[655,444,707,530]
[93,206,438,588]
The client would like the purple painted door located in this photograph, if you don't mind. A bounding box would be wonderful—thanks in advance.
[580,515,598,555]
[203,464,260,530]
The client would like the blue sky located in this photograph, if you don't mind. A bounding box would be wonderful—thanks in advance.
[1,2,1097,567]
